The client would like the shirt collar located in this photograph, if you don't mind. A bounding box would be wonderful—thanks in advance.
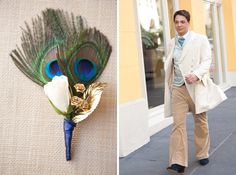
[177,30,190,39]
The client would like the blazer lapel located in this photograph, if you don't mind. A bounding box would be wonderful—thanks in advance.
[164,39,175,88]
[165,39,175,72]
[179,32,196,63]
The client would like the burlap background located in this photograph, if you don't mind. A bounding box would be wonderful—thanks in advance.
[0,0,117,174]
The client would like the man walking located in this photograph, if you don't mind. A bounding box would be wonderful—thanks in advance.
[164,10,227,174]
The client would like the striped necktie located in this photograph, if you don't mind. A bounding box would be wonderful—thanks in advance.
[178,37,185,46]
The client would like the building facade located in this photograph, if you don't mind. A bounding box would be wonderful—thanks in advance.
[119,0,236,156]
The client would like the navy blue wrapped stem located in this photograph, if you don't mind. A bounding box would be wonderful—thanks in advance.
[63,119,76,161]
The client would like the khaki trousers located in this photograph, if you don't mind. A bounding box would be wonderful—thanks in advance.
[169,85,210,167]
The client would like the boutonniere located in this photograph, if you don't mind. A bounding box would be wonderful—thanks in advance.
[10,8,111,160]
[44,75,107,160]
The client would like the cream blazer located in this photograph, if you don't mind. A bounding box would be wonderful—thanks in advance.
[164,31,227,118]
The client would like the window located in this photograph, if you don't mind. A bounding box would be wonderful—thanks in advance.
[204,1,217,82]
[204,0,226,85]
[138,0,165,108]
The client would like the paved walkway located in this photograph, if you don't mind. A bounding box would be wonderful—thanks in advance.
[120,87,236,175]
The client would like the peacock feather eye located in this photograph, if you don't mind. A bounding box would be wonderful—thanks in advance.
[45,59,62,79]
[42,46,62,80]
[74,59,97,82]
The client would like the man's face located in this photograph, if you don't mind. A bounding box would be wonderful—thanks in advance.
[174,15,189,36]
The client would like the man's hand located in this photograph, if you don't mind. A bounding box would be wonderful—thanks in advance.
[185,74,199,84]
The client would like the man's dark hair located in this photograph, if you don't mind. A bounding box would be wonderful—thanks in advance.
[173,10,190,22]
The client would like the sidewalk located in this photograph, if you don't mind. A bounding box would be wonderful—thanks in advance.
[120,87,236,175]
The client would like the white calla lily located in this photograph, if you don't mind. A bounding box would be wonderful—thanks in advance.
[44,75,71,114]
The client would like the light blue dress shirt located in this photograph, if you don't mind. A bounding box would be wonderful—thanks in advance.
[173,31,191,86]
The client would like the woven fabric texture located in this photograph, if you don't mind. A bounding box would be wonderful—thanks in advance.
[0,0,117,174]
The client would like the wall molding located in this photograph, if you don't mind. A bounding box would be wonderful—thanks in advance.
[119,98,150,157]
[228,71,236,86]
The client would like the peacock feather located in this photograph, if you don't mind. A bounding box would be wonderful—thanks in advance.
[10,8,111,88]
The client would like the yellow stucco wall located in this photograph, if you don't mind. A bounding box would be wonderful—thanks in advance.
[119,0,143,103]
[231,0,236,70]
[191,0,206,35]
[179,0,191,13]
[229,0,236,71]
[222,0,236,71]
